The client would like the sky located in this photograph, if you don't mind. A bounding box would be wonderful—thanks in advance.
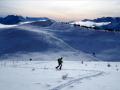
[0,0,120,21]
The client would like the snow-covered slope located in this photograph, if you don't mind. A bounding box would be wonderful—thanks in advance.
[49,23,120,61]
[0,27,74,55]
[0,22,34,29]
[0,19,120,90]
[80,17,120,31]
[0,21,120,61]
[0,24,96,61]
[0,23,18,29]
[0,60,120,90]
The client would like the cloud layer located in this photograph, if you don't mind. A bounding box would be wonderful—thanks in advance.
[0,0,120,21]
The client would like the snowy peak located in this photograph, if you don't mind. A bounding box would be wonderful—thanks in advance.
[72,17,120,31]
[82,17,120,23]
[92,17,120,23]
[71,21,110,27]
[0,15,54,25]
[0,15,24,25]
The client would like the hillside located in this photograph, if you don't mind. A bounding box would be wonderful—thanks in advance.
[0,20,120,61]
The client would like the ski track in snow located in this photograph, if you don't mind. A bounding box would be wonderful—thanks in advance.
[50,71,103,90]
[10,64,104,90]
[1,25,105,90]
[18,26,78,52]
[17,26,98,61]
[11,65,102,73]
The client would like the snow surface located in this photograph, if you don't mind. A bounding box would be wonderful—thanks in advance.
[71,21,110,27]
[0,24,18,29]
[0,20,120,90]
[0,21,39,29]
[0,22,120,61]
[0,60,120,90]
[49,23,120,61]
[0,22,31,29]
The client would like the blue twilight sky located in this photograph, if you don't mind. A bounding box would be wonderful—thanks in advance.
[0,0,120,21]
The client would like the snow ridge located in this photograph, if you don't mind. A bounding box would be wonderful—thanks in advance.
[50,71,103,90]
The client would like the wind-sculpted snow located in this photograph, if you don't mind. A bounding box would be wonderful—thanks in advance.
[0,61,119,90]
[0,25,93,61]
[49,23,120,61]
[0,27,76,57]
[50,71,103,90]
[0,23,18,29]
[0,21,120,61]
[0,21,34,29]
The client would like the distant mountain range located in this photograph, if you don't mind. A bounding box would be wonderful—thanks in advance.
[0,15,120,31]
[82,17,120,31]
[0,15,54,25]
[0,15,24,25]
[71,17,120,31]
[0,15,120,61]
[83,17,120,23]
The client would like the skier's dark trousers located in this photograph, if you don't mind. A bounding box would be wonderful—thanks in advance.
[56,57,63,70]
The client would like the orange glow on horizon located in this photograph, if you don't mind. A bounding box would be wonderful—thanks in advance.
[0,0,120,21]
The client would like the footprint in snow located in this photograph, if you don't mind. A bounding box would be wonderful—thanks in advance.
[33,82,41,85]
[46,84,51,87]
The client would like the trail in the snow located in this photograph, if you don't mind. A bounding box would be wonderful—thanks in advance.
[10,64,104,90]
[11,65,102,73]
[50,71,103,90]
[17,26,99,61]
[18,26,78,52]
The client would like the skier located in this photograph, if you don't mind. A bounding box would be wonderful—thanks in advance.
[56,57,63,70]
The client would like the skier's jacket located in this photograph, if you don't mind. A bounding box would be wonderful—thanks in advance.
[58,58,63,64]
